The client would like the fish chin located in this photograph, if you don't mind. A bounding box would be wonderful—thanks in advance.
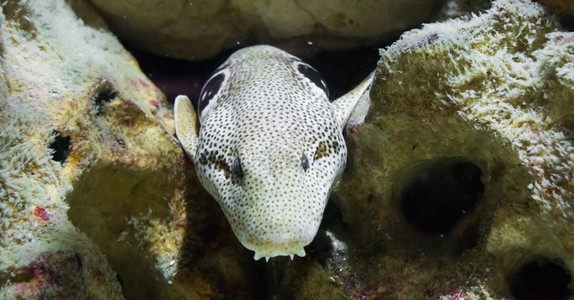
[253,247,307,262]
[238,228,314,261]
[223,192,326,261]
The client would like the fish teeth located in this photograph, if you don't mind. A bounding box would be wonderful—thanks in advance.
[253,249,306,261]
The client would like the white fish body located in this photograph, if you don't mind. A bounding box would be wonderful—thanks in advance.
[175,45,373,261]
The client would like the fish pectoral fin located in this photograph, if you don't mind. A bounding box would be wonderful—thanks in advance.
[332,70,375,130]
[174,95,199,159]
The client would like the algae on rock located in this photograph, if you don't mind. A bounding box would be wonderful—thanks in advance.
[270,0,574,299]
[0,0,263,298]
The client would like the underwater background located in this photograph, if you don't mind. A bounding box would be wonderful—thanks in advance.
[1,0,574,299]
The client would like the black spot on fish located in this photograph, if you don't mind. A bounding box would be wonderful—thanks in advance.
[295,62,329,99]
[231,157,244,178]
[199,72,226,116]
[301,152,310,170]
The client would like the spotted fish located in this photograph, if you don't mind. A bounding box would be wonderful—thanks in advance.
[175,45,373,261]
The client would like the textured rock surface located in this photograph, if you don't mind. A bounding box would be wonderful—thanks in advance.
[0,0,264,299]
[89,0,446,60]
[0,0,168,297]
[292,0,573,298]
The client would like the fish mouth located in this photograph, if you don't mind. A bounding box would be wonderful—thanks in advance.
[226,205,323,261]
[240,232,313,262]
[253,248,307,262]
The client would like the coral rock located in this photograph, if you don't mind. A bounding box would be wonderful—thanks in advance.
[89,0,446,60]
[0,0,262,298]
[271,0,574,299]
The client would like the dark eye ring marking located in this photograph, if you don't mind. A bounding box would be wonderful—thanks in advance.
[214,62,230,73]
[294,61,329,99]
[198,70,226,117]
[301,152,310,171]
[231,157,244,178]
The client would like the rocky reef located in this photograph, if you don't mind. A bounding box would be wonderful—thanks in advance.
[0,0,252,298]
[0,0,573,299]
[88,0,446,60]
[330,0,574,298]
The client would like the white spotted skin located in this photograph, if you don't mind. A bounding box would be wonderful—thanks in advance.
[175,45,373,260]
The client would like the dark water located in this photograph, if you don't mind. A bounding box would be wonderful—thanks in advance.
[126,44,383,107]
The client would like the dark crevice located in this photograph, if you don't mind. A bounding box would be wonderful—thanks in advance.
[92,80,118,116]
[401,159,484,235]
[115,273,124,290]
[49,130,71,165]
[308,200,346,265]
[306,46,380,100]
[559,15,574,32]
[125,44,383,105]
[124,47,231,106]
[320,200,345,231]
[510,258,572,300]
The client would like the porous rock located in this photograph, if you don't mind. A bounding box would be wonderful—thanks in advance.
[89,0,446,60]
[270,0,574,298]
[0,0,262,298]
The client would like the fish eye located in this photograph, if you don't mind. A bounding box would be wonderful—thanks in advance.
[231,157,244,178]
[294,61,329,99]
[301,152,310,171]
[198,71,226,116]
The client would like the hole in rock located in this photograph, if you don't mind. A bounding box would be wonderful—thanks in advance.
[49,130,71,165]
[93,80,118,115]
[320,200,345,230]
[510,258,572,300]
[401,158,484,235]
[559,15,574,31]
